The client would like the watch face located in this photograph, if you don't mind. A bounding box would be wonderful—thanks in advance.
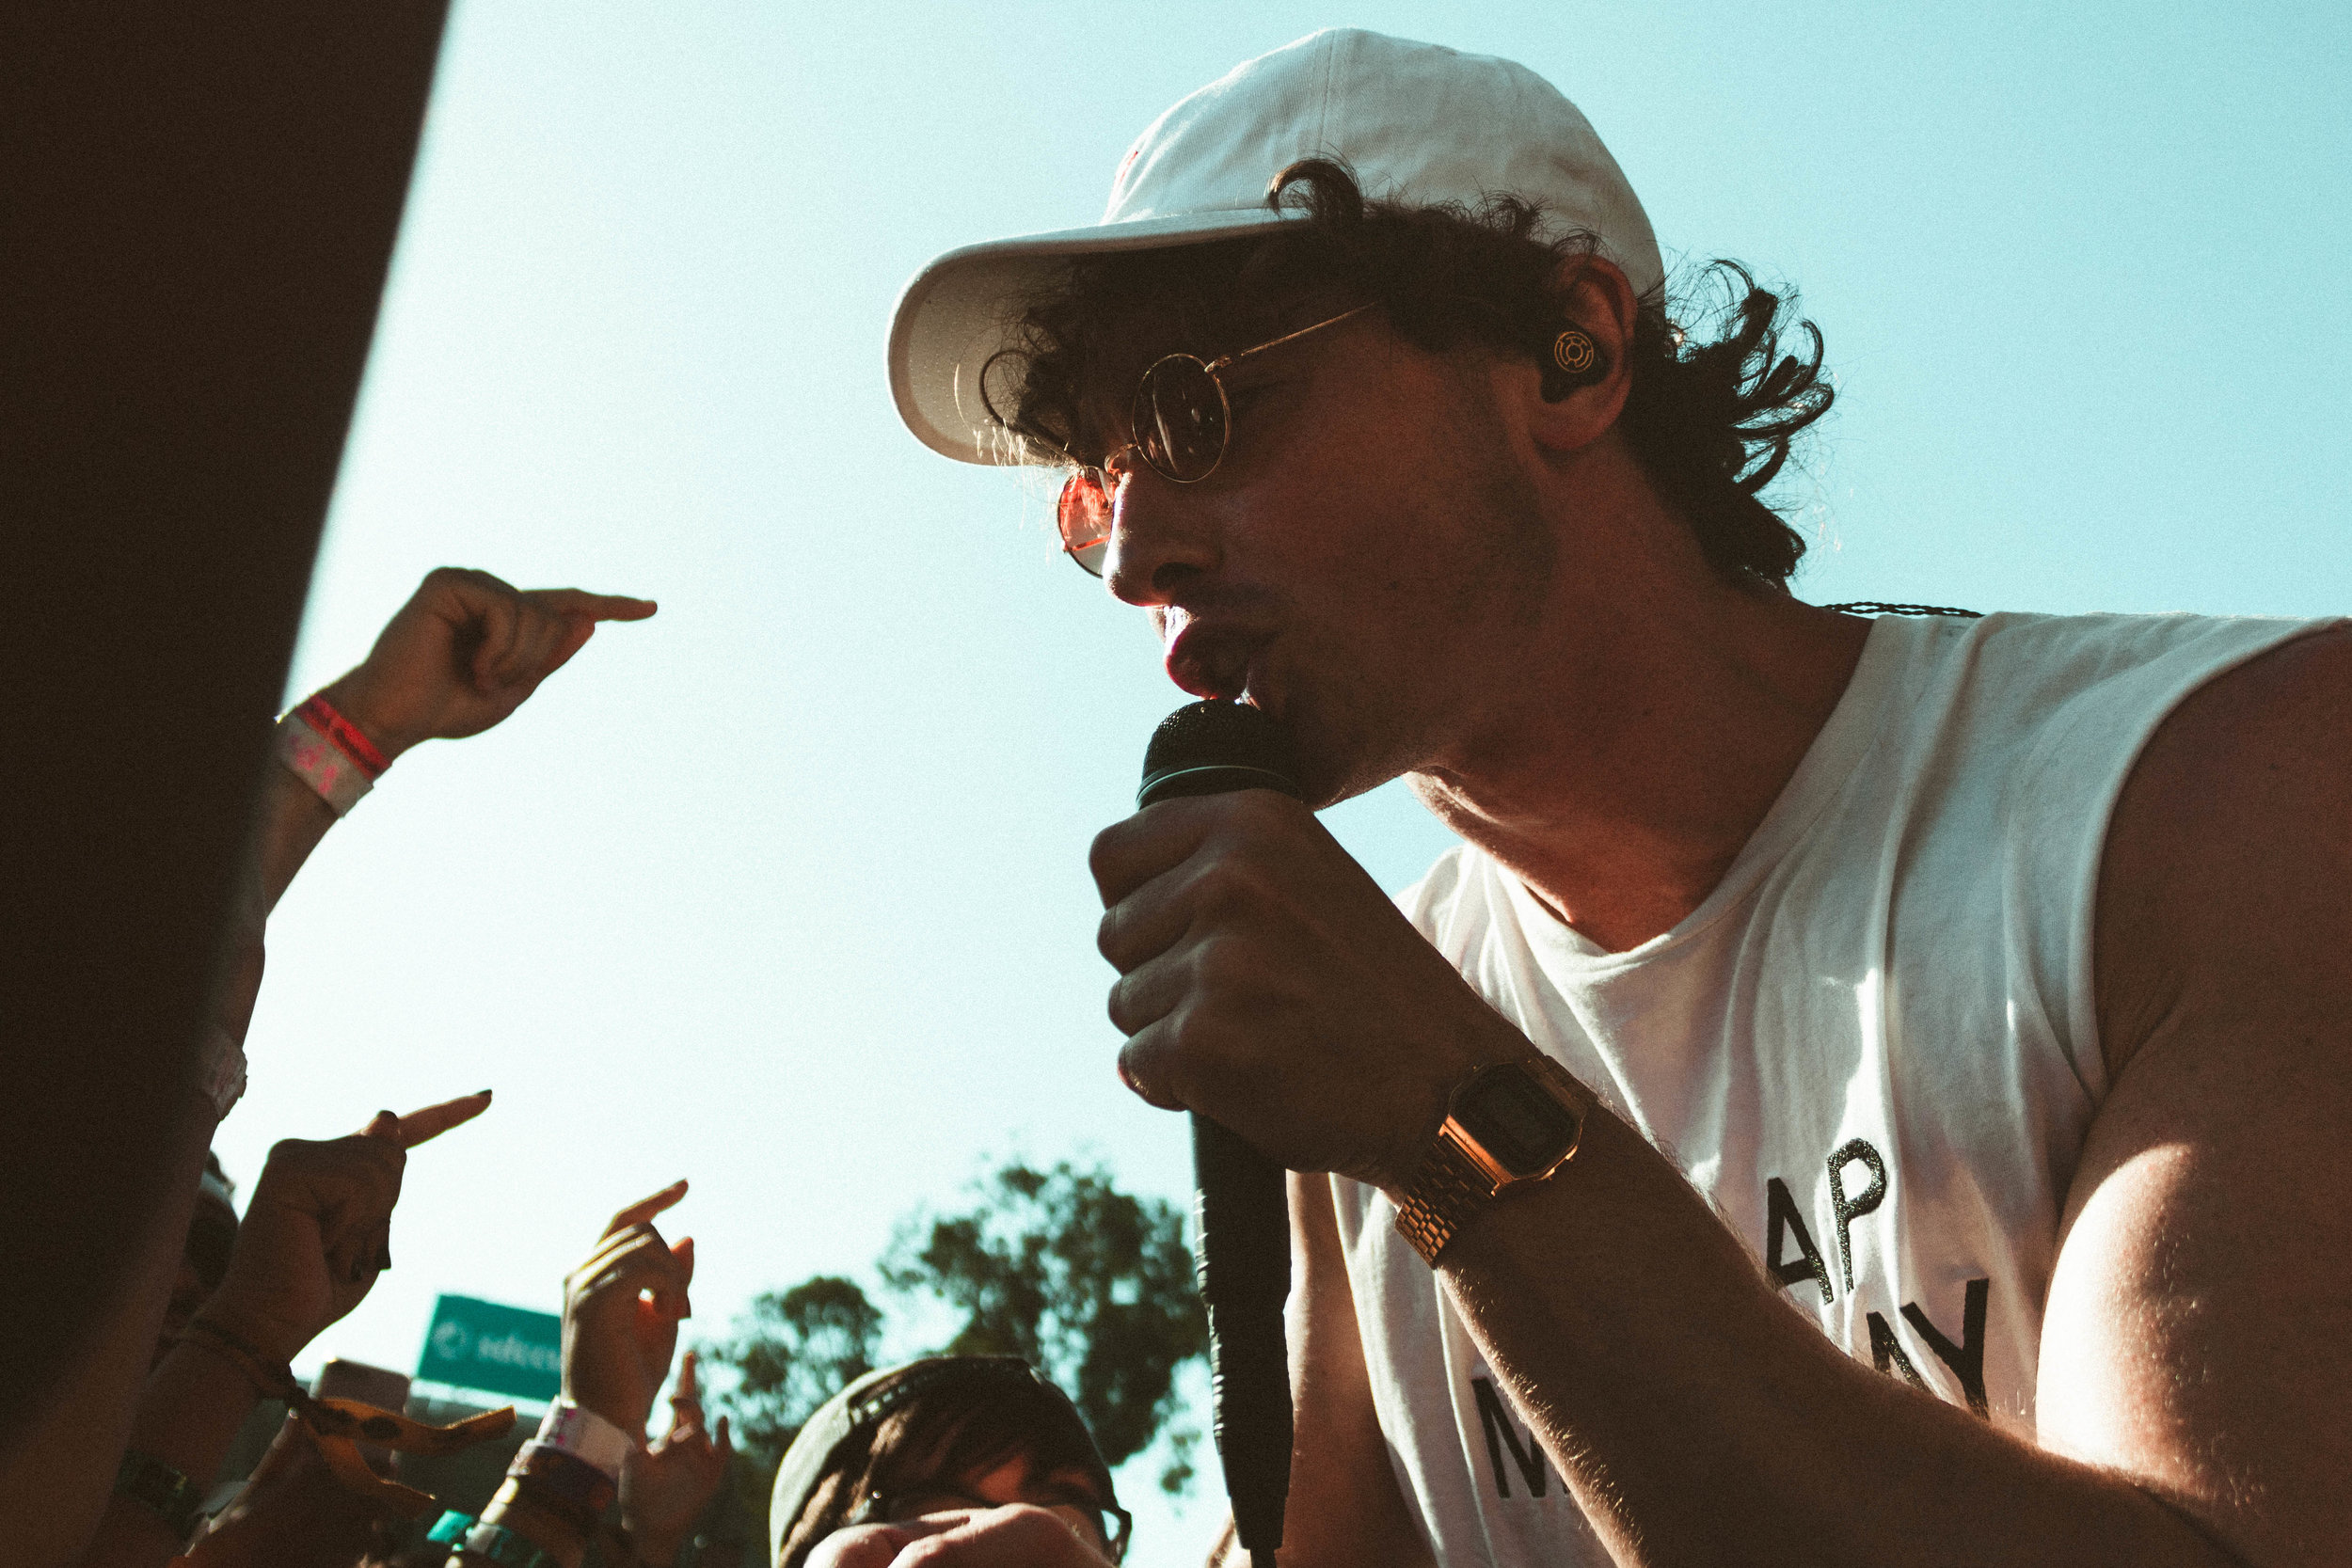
[1456,1065,1580,1177]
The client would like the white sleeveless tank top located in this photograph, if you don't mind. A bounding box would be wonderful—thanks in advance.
[1327,610,2331,1568]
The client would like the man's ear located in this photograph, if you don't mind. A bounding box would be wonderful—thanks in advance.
[1518,256,1640,454]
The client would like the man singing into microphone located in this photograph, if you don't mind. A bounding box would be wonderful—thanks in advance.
[887,28,2349,1568]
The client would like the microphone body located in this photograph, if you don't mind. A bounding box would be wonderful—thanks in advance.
[1138,700,1300,1566]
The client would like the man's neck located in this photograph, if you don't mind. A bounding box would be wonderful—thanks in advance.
[1409,563,1871,954]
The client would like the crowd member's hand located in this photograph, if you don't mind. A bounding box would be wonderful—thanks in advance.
[317,566,656,763]
[201,1092,492,1364]
[563,1180,693,1437]
[1093,790,1531,1191]
[184,1414,397,1567]
[806,1506,1118,1568]
[621,1351,734,1566]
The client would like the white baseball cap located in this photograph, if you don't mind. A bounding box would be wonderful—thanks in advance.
[887,27,1663,467]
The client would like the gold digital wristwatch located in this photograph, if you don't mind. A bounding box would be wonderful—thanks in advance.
[1392,1053,1592,1265]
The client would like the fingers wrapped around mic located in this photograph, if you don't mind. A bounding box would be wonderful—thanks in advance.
[1096,833,1290,976]
[1090,789,1307,910]
[1095,785,1544,1190]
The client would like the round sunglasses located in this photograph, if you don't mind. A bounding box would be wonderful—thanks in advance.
[1055,303,1373,577]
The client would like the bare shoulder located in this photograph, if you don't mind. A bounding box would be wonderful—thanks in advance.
[2047,623,2352,1564]
[2092,622,2352,1081]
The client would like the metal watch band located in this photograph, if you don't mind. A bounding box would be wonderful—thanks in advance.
[1393,1132,1499,1265]
[1393,1054,1591,1266]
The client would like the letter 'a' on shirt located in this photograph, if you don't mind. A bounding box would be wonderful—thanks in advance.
[1329,610,2340,1568]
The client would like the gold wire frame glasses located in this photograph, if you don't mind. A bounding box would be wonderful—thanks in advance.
[1056,303,1375,576]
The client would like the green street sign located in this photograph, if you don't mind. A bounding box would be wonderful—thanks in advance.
[418,1293,562,1402]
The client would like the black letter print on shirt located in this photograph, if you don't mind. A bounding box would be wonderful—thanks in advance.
[1903,1278,1991,1417]
[1765,1176,1835,1304]
[1471,1377,1550,1500]
[1867,1311,1929,1390]
[1827,1138,1887,1293]
[1867,1280,1993,1418]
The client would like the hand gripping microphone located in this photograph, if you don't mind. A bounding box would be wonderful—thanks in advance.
[1137,700,1299,1568]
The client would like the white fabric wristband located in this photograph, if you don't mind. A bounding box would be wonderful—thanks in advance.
[276,711,373,816]
[535,1399,633,1481]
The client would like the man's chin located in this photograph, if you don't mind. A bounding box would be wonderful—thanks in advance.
[1284,715,1406,811]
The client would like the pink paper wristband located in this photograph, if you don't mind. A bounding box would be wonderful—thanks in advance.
[274,695,386,816]
[293,694,388,775]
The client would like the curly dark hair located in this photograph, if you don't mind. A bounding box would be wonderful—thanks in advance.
[981,158,1834,588]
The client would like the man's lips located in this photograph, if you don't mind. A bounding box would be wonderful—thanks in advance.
[1162,610,1267,702]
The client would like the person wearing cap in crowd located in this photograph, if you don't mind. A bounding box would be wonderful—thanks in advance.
[770,1358,1129,1568]
[886,27,2352,1568]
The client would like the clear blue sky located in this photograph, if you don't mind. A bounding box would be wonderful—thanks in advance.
[221,3,2348,1559]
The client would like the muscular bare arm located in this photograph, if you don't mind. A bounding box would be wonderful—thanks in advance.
[2039,625,2352,1563]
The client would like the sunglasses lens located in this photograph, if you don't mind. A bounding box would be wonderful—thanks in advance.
[1057,470,1113,577]
[1133,356,1227,482]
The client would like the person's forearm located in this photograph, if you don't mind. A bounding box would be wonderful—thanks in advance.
[71,1338,264,1567]
[462,1479,590,1568]
[200,765,334,1089]
[253,757,339,916]
[183,1419,393,1568]
[1430,1109,2233,1568]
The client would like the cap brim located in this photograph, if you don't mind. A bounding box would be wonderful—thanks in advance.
[887,208,1304,467]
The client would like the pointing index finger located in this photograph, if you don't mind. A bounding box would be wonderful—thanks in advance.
[388,1089,494,1148]
[602,1179,689,1238]
[525,588,660,623]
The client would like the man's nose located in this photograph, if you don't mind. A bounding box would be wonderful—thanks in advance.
[1103,464,1217,606]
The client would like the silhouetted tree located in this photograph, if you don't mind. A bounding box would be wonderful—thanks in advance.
[882,1160,1204,1482]
[704,1157,1206,1532]
[707,1275,883,1489]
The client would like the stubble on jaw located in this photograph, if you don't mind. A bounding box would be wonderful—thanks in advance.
[1294,356,1560,809]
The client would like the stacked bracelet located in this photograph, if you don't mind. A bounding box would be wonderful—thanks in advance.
[461,1519,557,1568]
[506,1441,618,1531]
[276,693,389,816]
[429,1510,478,1544]
[114,1449,205,1543]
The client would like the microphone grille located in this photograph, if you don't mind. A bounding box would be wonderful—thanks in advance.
[1138,701,1302,808]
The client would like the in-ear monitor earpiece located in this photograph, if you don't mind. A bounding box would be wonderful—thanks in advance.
[1552,328,1597,375]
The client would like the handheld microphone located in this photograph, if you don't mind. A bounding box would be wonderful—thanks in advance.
[1137,700,1298,1568]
